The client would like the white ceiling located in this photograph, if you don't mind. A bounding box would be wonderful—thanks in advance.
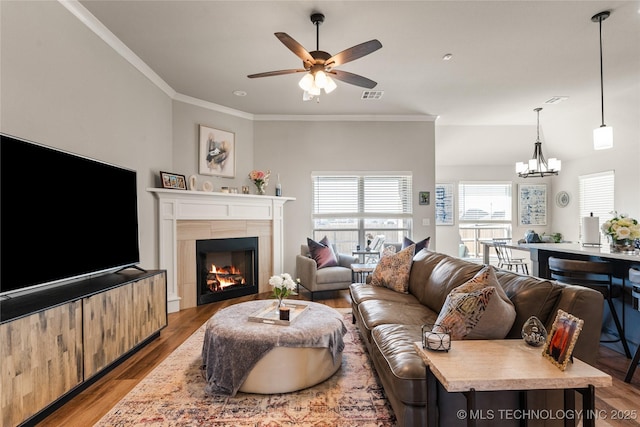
[78,1,639,164]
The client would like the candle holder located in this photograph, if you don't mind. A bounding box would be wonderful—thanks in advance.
[422,324,451,352]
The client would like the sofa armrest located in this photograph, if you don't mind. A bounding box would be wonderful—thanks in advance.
[296,254,317,291]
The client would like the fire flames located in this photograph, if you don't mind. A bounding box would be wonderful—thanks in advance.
[207,264,246,291]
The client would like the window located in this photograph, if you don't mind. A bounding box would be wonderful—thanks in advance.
[312,172,412,254]
[458,182,513,258]
[579,170,614,232]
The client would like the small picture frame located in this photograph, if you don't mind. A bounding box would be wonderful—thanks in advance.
[542,309,584,371]
[419,191,430,205]
[160,171,187,190]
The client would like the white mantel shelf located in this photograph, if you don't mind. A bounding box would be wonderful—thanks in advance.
[148,188,295,312]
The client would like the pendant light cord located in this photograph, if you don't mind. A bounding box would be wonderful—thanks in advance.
[598,16,605,126]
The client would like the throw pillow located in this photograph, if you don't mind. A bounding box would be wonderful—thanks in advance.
[382,245,397,257]
[370,244,415,293]
[434,265,516,340]
[402,236,430,253]
[307,236,338,269]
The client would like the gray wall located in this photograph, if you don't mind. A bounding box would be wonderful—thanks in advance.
[254,120,436,274]
[0,0,172,270]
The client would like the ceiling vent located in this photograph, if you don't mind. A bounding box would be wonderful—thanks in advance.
[544,96,569,105]
[361,90,384,100]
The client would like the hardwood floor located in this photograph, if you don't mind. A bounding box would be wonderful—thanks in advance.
[37,290,639,427]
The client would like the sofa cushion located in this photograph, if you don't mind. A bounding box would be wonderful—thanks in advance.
[307,236,338,269]
[419,255,484,313]
[350,283,420,306]
[402,236,430,253]
[358,299,437,333]
[370,244,415,293]
[434,265,516,340]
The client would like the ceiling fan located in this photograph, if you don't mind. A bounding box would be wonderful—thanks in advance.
[247,13,382,96]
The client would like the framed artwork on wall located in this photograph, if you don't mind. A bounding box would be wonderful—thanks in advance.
[419,191,430,205]
[518,184,547,226]
[435,183,454,225]
[160,171,187,190]
[199,125,235,178]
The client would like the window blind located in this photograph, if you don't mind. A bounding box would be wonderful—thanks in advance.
[579,170,614,228]
[312,173,412,217]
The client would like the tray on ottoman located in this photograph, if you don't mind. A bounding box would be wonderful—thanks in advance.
[248,301,309,325]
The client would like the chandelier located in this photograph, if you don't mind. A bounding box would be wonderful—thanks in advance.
[515,108,561,178]
[592,11,613,150]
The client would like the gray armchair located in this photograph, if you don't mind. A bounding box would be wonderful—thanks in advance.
[296,244,358,300]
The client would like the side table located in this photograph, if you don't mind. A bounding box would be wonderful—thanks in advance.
[352,250,381,264]
[414,340,612,427]
[351,263,377,283]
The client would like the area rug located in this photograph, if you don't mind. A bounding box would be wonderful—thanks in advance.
[94,309,396,426]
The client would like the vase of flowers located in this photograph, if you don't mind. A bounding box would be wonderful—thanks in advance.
[249,169,270,195]
[268,273,299,312]
[601,212,640,253]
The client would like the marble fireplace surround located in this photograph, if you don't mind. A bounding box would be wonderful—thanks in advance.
[149,189,295,313]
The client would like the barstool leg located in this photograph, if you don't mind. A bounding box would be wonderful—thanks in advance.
[624,345,640,383]
[606,296,632,358]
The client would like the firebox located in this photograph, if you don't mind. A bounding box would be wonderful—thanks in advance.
[196,237,258,305]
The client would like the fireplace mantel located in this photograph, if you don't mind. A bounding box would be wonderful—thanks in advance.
[148,188,295,312]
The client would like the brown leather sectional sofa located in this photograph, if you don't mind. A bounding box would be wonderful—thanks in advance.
[350,249,605,426]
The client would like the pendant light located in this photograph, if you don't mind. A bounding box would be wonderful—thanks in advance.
[515,108,561,178]
[592,11,613,150]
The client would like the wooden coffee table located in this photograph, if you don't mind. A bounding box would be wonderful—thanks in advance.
[414,340,612,427]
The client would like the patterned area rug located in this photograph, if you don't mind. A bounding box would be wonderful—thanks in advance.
[95,309,396,426]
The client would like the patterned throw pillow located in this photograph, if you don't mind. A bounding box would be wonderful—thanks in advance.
[307,236,338,269]
[434,265,516,340]
[370,244,415,293]
[382,245,397,257]
[402,236,430,253]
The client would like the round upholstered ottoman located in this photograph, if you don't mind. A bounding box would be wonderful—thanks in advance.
[202,300,346,395]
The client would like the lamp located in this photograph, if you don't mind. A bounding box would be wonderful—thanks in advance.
[515,108,561,178]
[298,71,337,96]
[592,11,613,150]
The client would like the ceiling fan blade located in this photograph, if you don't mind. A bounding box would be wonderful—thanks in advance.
[274,32,315,66]
[247,69,307,78]
[330,70,378,89]
[325,39,382,68]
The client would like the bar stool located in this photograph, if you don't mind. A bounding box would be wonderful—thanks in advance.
[548,257,631,358]
[625,268,640,382]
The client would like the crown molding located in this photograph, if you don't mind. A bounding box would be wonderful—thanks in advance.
[253,114,438,122]
[59,0,176,99]
[173,94,255,121]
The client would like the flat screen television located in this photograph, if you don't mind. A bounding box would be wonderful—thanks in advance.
[0,133,140,295]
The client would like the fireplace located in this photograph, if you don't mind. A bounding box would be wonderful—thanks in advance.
[196,237,258,305]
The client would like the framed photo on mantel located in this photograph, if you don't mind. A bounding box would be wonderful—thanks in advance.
[199,125,235,178]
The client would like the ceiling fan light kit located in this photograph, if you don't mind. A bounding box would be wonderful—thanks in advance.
[592,10,613,150]
[515,107,561,178]
[248,12,382,97]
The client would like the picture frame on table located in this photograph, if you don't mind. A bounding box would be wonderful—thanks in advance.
[199,124,235,178]
[160,171,187,190]
[542,309,584,371]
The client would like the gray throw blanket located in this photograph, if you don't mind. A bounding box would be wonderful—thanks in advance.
[201,300,347,396]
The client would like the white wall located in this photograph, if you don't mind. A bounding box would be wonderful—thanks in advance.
[254,120,435,275]
[0,1,173,270]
